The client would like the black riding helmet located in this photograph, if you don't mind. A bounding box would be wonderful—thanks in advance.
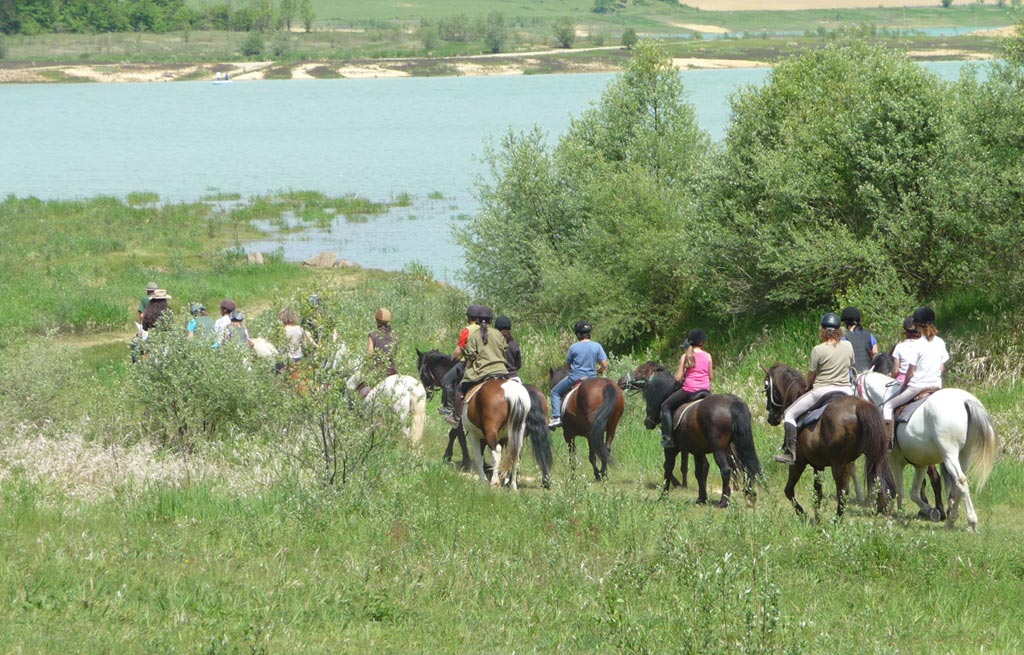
[495,315,512,331]
[477,306,494,322]
[902,316,918,333]
[913,306,936,325]
[840,306,861,325]
[686,329,707,347]
[573,320,592,336]
[820,312,841,329]
[466,304,482,320]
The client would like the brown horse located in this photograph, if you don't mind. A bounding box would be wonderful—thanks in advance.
[620,361,762,507]
[549,367,625,481]
[764,363,896,519]
[464,378,553,489]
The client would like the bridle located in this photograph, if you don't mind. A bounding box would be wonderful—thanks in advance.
[764,373,785,413]
[619,371,648,394]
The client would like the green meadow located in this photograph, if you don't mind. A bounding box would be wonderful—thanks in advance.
[0,193,1022,653]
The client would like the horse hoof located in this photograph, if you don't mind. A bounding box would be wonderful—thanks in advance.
[695,498,708,506]
[716,500,730,509]
[928,507,943,522]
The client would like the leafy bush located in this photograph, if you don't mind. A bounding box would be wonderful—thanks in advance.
[0,34,7,59]
[482,11,508,54]
[621,27,638,49]
[240,30,264,57]
[552,16,576,48]
[270,31,292,58]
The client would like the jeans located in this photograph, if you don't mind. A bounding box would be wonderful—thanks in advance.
[550,376,575,419]
[441,361,465,408]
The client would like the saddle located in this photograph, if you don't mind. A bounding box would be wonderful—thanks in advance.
[796,391,848,430]
[562,379,585,410]
[893,388,940,424]
[673,391,710,430]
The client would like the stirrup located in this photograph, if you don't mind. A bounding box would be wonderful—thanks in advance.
[660,434,674,449]
[548,417,562,429]
[773,449,795,465]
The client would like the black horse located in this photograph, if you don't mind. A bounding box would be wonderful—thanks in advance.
[416,348,471,470]
[620,361,762,507]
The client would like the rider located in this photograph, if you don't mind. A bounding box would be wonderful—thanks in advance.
[840,306,878,374]
[453,306,508,423]
[774,312,854,465]
[548,320,609,429]
[658,329,713,449]
[495,315,521,382]
[881,306,949,431]
[890,316,921,384]
[280,307,316,364]
[187,303,217,340]
[367,307,397,375]
[440,304,481,424]
[223,310,253,349]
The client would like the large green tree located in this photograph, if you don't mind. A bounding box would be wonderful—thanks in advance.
[458,41,710,346]
[698,42,964,319]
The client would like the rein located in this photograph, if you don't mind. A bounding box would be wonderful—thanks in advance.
[620,372,648,394]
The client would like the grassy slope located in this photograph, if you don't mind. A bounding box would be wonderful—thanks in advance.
[1,196,1022,652]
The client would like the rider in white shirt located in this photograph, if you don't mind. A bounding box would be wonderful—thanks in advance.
[881,306,949,423]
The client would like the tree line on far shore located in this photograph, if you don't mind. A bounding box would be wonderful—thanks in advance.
[0,0,315,36]
[459,33,1024,349]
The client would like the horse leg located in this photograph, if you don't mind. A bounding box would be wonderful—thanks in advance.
[926,464,946,521]
[850,460,867,506]
[588,442,602,482]
[662,448,679,493]
[890,458,905,514]
[489,440,504,487]
[693,454,710,505]
[465,433,488,484]
[812,470,824,522]
[712,450,733,509]
[784,460,808,517]
[945,455,979,531]
[908,466,934,518]
[679,450,689,488]
[831,466,849,519]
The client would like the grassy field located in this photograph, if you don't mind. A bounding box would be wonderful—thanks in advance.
[1,193,1023,652]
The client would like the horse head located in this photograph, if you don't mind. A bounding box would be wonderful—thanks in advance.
[416,348,451,396]
[549,366,569,388]
[763,363,808,426]
[617,360,665,391]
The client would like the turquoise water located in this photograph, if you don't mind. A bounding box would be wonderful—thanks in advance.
[0,61,979,277]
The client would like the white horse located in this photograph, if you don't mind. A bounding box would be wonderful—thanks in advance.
[855,371,998,531]
[364,373,428,447]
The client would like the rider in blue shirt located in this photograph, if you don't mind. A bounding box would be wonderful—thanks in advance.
[549,320,609,429]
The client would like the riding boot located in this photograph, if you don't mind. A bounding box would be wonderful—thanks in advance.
[448,391,463,427]
[439,385,454,417]
[773,423,798,465]
[660,410,675,449]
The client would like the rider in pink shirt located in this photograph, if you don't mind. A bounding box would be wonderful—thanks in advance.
[659,329,713,448]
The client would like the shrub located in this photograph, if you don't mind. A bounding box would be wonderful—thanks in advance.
[621,27,638,49]
[240,30,264,57]
[270,31,292,58]
[553,16,576,48]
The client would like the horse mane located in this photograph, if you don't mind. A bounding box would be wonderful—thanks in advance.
[769,363,809,401]
[421,349,454,368]
[870,353,894,375]
[644,368,677,405]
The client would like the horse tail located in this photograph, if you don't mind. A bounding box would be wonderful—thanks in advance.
[525,385,554,488]
[409,381,427,449]
[964,397,997,491]
[728,397,763,483]
[500,381,529,478]
[588,383,617,468]
[857,400,897,503]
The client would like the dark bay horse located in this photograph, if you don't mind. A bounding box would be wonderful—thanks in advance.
[620,361,762,507]
[764,363,896,520]
[549,367,625,481]
[464,378,553,489]
[416,348,470,469]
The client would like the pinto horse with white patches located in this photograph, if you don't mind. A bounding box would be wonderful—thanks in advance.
[463,378,553,490]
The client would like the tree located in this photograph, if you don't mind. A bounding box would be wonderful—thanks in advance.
[698,42,961,316]
[621,27,638,49]
[552,16,576,49]
[240,29,264,57]
[278,0,295,31]
[482,11,508,54]
[298,0,313,32]
[458,42,710,346]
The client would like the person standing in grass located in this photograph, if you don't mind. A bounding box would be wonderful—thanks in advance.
[141,289,173,332]
[658,329,713,449]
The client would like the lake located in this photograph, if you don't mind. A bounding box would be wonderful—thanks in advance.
[0,61,979,280]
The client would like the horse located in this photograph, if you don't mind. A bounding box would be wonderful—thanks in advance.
[764,363,896,520]
[619,361,762,507]
[854,362,998,531]
[416,348,455,400]
[549,367,625,481]
[416,348,471,469]
[855,353,946,520]
[463,378,553,490]
[363,373,428,447]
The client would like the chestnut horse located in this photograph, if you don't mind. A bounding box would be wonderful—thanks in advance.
[764,363,896,519]
[549,367,625,481]
[620,361,762,507]
[464,378,553,490]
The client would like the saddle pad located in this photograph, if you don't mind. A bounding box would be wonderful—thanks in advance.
[673,397,706,431]
[896,397,929,425]
[797,392,848,429]
[463,381,488,406]
[562,382,582,411]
